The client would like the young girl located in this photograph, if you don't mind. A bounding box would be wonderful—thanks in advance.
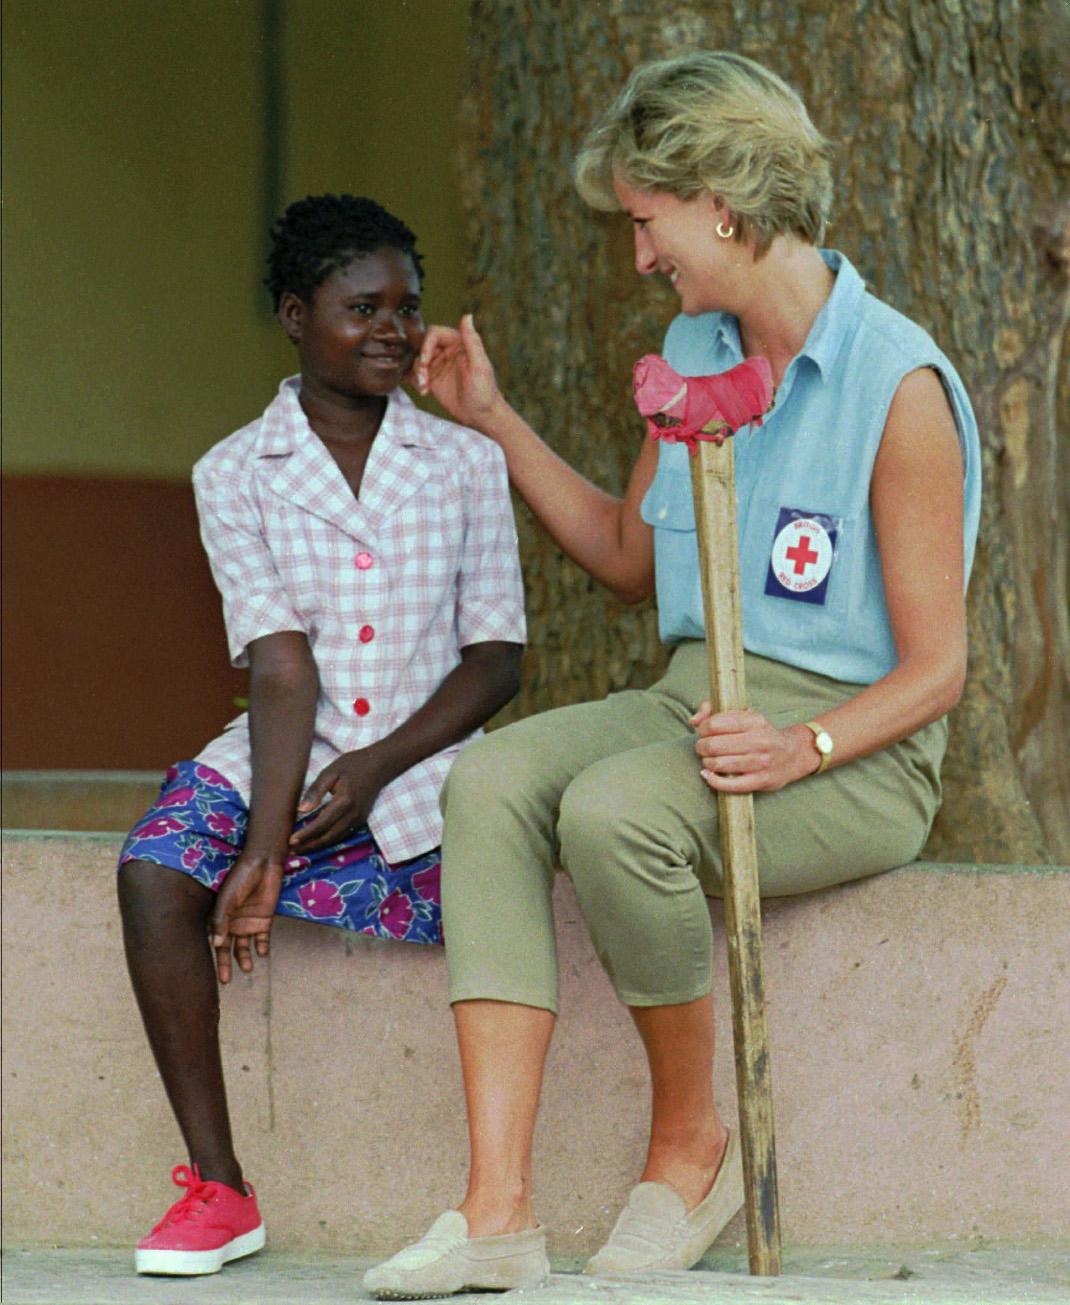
[117,194,525,1276]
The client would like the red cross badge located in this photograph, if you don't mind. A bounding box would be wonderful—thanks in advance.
[764,506,842,606]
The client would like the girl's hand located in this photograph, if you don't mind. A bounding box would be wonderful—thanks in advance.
[414,314,504,431]
[690,702,819,793]
[289,749,390,854]
[209,856,285,984]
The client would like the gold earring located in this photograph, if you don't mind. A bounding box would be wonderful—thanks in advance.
[716,220,734,239]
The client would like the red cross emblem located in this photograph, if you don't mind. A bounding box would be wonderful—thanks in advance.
[769,516,835,594]
[785,535,820,575]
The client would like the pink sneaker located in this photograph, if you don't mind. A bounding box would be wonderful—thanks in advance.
[135,1164,266,1275]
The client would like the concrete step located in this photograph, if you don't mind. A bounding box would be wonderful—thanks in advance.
[2,832,1067,1259]
[3,1247,1069,1305]
[1,770,160,832]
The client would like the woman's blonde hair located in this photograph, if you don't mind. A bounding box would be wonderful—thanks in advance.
[574,51,833,255]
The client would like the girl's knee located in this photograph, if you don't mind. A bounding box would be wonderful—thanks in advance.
[117,859,212,930]
[117,857,153,916]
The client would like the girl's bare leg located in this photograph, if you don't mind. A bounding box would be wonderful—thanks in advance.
[453,999,555,1235]
[118,858,244,1190]
[631,994,729,1209]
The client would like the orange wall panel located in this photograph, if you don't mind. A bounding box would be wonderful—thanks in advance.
[2,476,247,770]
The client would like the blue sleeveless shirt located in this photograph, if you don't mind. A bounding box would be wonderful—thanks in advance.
[639,251,981,685]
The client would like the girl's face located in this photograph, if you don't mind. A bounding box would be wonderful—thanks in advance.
[281,247,425,400]
[613,176,747,316]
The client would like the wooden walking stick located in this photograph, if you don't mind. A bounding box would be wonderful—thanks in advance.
[634,354,782,1275]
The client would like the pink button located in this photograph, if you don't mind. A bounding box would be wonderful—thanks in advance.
[359,624,375,643]
[352,697,371,716]
[355,552,374,570]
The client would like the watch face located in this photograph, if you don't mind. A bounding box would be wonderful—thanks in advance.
[816,731,833,754]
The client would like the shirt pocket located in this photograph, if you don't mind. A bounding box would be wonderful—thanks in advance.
[642,465,705,629]
[640,464,696,533]
[740,494,855,625]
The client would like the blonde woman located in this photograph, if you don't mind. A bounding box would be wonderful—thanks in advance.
[364,51,980,1298]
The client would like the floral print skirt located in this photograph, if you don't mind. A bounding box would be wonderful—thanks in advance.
[118,761,442,945]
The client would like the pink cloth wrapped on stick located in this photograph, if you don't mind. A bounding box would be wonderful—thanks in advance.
[632,354,774,454]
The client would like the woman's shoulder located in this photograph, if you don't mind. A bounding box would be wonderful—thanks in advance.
[851,285,953,373]
[844,281,980,475]
[845,286,977,439]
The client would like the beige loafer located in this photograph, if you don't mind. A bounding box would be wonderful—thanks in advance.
[584,1129,743,1275]
[362,1210,549,1300]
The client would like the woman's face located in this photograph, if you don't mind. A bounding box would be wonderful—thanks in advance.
[281,247,425,400]
[613,176,743,316]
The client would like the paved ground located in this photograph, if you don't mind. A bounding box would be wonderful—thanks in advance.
[3,1246,1068,1305]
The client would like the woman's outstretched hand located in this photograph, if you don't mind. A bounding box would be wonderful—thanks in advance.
[414,313,504,431]
[209,856,285,984]
[691,702,819,793]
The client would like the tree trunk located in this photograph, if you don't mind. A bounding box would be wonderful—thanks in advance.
[461,0,1070,863]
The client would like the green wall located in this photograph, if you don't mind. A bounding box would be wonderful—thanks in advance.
[2,0,471,480]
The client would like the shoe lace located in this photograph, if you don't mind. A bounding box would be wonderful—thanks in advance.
[150,1164,214,1234]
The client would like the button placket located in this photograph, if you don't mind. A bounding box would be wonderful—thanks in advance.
[352,550,378,721]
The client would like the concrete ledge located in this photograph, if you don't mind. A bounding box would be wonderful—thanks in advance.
[1,771,160,833]
[2,831,1067,1256]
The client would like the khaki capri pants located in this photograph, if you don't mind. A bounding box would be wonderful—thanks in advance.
[441,641,946,1014]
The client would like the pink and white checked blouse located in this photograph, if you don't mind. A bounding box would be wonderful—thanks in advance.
[192,377,526,863]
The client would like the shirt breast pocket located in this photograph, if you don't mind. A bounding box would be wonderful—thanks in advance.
[742,497,855,625]
[642,466,706,631]
[641,465,696,533]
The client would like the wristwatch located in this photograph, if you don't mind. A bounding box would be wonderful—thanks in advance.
[803,720,834,774]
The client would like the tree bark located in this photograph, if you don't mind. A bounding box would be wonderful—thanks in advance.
[461,0,1070,863]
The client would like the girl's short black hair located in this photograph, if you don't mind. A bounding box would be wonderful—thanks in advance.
[264,194,424,310]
